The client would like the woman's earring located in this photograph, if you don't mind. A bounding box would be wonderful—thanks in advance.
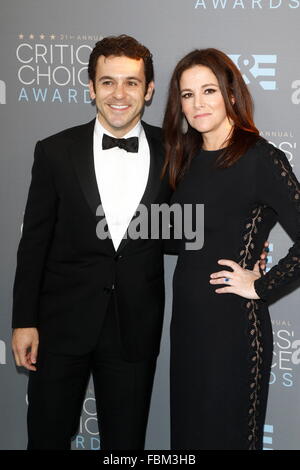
[182,116,188,134]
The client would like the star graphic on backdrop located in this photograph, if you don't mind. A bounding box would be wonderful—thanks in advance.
[40,33,45,40]
[50,34,56,40]
[29,34,34,39]
[19,33,24,39]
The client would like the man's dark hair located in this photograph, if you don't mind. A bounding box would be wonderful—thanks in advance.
[88,35,154,91]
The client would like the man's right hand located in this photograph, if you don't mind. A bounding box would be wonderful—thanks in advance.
[12,328,39,371]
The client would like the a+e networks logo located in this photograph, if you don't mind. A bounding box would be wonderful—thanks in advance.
[0,80,6,104]
[229,54,277,90]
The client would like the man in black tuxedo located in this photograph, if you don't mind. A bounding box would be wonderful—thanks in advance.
[12,35,172,450]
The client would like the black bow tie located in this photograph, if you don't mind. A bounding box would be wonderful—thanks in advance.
[102,134,139,153]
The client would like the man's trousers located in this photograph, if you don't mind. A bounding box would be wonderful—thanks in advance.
[27,294,157,450]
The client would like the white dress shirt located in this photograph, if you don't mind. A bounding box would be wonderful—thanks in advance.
[93,118,150,251]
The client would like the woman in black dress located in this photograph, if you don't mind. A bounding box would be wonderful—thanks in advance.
[163,48,300,450]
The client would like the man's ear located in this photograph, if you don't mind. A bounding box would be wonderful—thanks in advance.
[89,80,96,100]
[145,81,155,102]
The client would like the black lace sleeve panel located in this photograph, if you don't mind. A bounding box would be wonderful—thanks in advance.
[254,140,300,302]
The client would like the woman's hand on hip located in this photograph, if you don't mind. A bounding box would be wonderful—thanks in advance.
[209,259,261,299]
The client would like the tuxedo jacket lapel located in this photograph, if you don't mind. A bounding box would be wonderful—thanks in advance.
[68,118,115,254]
[138,121,163,209]
[69,118,101,219]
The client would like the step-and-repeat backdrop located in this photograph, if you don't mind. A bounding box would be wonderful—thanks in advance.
[1,0,300,450]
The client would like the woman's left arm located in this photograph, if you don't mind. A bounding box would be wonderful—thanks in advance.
[210,140,300,301]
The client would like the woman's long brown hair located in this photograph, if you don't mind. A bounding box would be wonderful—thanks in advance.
[162,48,260,189]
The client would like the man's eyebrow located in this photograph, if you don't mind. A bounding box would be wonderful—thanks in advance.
[98,76,143,82]
[127,77,143,82]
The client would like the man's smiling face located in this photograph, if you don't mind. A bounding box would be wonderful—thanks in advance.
[89,55,154,138]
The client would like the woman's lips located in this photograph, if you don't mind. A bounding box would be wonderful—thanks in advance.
[193,113,211,118]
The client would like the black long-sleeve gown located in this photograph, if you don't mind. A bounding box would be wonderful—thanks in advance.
[170,138,300,450]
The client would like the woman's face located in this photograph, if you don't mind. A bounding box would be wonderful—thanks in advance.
[180,65,232,138]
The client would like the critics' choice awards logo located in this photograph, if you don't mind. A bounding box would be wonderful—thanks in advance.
[260,243,300,389]
[0,340,6,365]
[229,54,277,90]
[270,322,300,387]
[194,0,300,9]
[73,387,100,450]
[16,33,102,104]
[260,131,297,167]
